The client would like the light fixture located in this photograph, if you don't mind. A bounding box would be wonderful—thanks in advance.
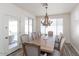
[41,3,52,27]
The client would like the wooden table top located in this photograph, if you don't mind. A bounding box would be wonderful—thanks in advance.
[24,36,55,53]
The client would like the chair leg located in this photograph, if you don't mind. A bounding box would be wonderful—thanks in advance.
[60,48,64,56]
[23,52,24,56]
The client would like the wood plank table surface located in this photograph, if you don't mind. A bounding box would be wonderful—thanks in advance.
[23,36,55,53]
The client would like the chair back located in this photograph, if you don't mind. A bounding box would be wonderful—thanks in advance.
[23,43,40,56]
[37,32,41,39]
[31,32,38,40]
[59,37,66,52]
[20,34,29,43]
[58,33,64,42]
[48,31,53,37]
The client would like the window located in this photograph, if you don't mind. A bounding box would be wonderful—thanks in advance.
[25,17,33,34]
[56,18,63,35]
[40,18,63,35]
[9,20,18,49]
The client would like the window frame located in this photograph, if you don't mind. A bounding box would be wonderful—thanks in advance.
[25,17,33,35]
[40,18,63,35]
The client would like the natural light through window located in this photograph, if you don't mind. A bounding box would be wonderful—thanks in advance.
[25,17,33,34]
[9,20,18,49]
[41,18,63,35]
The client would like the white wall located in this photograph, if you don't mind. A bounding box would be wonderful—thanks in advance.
[0,3,35,55]
[70,4,79,54]
[36,13,70,43]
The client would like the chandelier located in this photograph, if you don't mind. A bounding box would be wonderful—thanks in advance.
[41,3,52,26]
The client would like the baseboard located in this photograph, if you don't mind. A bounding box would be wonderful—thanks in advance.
[71,42,79,55]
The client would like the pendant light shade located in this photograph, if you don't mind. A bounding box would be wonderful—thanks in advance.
[41,3,52,27]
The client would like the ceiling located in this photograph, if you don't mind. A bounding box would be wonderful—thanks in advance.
[14,3,78,16]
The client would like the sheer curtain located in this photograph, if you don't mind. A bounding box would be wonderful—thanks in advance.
[25,17,33,35]
[25,17,33,41]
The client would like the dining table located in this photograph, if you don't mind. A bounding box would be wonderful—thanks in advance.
[23,35,56,53]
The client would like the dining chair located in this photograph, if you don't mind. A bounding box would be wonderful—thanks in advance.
[31,32,37,40]
[36,32,41,39]
[58,33,64,42]
[31,32,41,40]
[22,42,40,56]
[20,34,29,55]
[59,37,66,55]
[54,35,60,49]
[54,33,64,49]
[53,37,66,56]
[22,42,47,56]
[20,34,29,43]
[48,31,53,37]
